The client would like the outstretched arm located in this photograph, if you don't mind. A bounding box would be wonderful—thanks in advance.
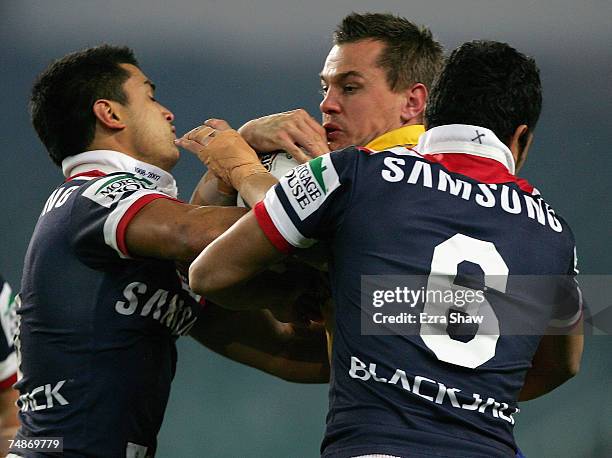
[125,199,248,263]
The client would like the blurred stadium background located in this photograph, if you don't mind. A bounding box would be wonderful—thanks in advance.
[1,1,610,456]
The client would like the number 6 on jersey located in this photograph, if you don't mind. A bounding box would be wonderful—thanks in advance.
[420,234,508,368]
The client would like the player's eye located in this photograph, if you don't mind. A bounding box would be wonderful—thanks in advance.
[319,86,328,96]
[343,85,357,94]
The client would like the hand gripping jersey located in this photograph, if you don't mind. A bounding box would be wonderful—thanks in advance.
[15,150,201,457]
[0,275,18,389]
[254,125,582,458]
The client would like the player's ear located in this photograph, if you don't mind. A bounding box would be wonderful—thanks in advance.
[400,83,428,124]
[92,99,127,130]
[509,124,533,172]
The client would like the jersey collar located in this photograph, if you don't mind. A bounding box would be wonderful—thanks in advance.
[415,124,516,174]
[62,149,178,198]
[413,125,536,193]
[365,124,425,151]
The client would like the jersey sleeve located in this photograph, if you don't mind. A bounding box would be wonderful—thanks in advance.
[0,275,17,388]
[70,173,179,263]
[254,149,357,253]
[549,246,583,330]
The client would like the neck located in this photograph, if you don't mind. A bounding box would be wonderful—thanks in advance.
[402,115,423,127]
[87,140,172,172]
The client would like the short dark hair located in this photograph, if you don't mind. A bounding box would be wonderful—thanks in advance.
[425,40,542,146]
[30,45,139,167]
[333,12,443,92]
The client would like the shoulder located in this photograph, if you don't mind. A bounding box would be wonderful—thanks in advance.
[78,172,172,209]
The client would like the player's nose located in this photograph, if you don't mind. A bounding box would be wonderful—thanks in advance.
[320,89,341,114]
[161,104,175,122]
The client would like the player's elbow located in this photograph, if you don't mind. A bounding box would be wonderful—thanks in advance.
[563,356,581,379]
[549,360,580,391]
[188,258,213,296]
[188,255,233,299]
[551,350,582,384]
[563,332,584,379]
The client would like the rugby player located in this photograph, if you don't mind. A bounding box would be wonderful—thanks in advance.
[180,13,444,368]
[13,45,327,457]
[186,41,584,457]
[191,12,444,207]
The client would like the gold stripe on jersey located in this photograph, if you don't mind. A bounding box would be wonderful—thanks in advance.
[365,124,424,151]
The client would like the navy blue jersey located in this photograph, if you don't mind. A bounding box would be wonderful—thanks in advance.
[254,125,581,457]
[0,275,18,389]
[15,163,201,457]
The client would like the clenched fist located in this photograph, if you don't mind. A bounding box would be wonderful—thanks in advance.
[176,120,268,189]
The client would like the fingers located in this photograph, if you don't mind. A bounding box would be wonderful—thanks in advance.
[177,122,237,153]
[182,125,217,144]
[282,143,312,164]
[175,126,220,167]
[277,109,329,157]
[295,111,330,156]
[238,109,330,158]
[287,127,329,159]
[177,124,261,190]
[205,118,233,131]
[174,137,206,154]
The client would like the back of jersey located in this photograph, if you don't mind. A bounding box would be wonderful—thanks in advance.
[256,125,581,458]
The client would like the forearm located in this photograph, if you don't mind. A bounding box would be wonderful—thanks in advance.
[189,211,286,298]
[519,370,575,401]
[190,306,329,383]
[519,321,583,401]
[204,269,305,312]
[190,171,237,207]
[261,325,330,383]
[235,173,279,209]
[126,201,248,262]
[203,327,330,383]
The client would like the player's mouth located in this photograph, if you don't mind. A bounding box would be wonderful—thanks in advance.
[324,123,342,142]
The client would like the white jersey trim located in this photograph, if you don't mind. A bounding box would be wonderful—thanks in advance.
[103,190,171,259]
[263,187,317,249]
[63,149,178,198]
[415,125,516,174]
[549,307,582,329]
